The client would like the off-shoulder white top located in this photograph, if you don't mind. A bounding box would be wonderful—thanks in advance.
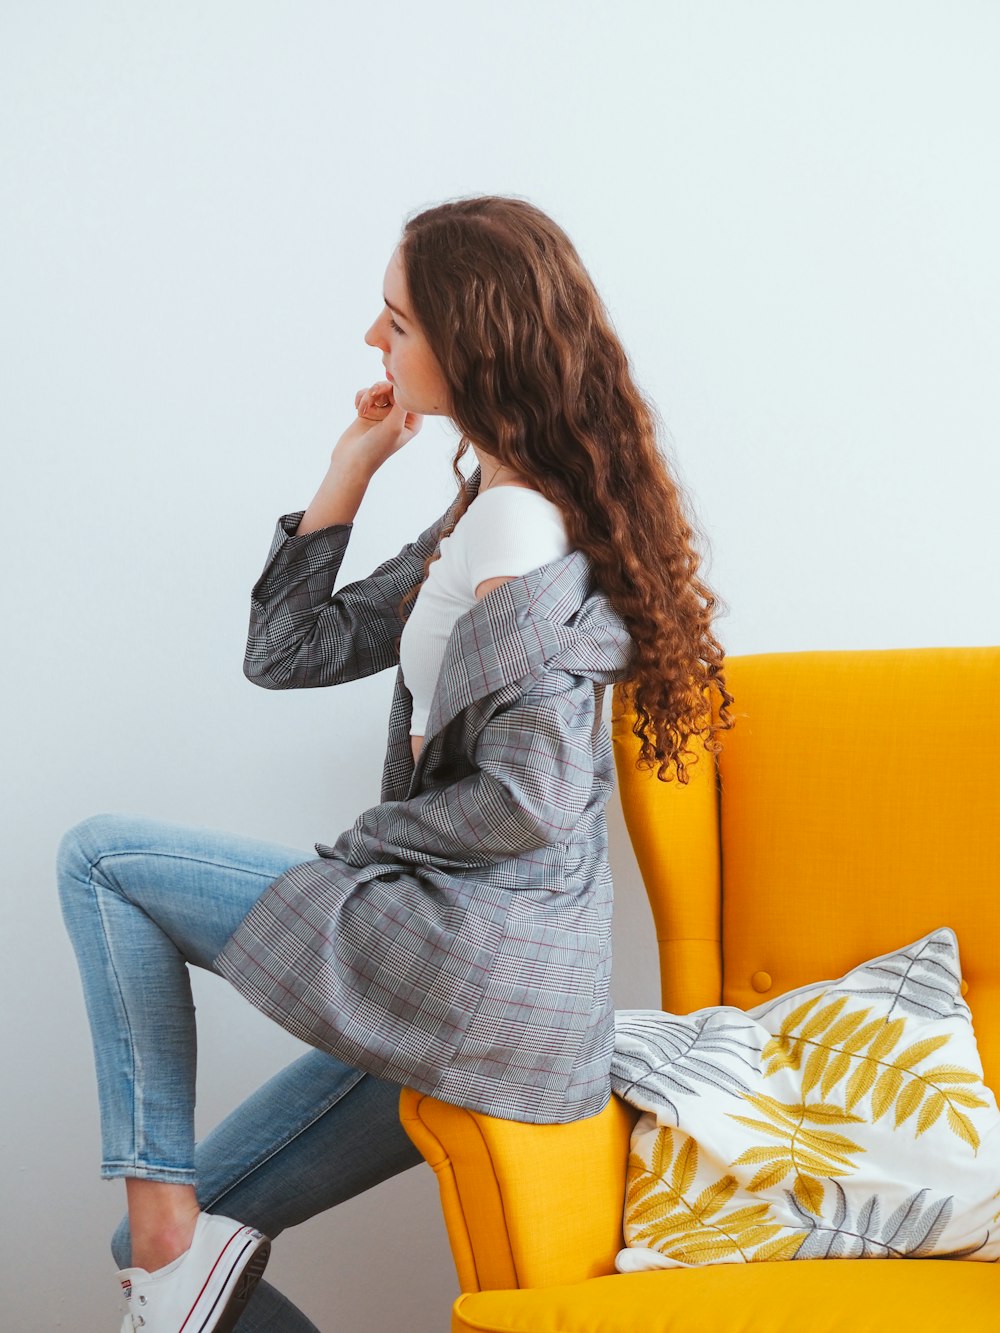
[399,485,570,736]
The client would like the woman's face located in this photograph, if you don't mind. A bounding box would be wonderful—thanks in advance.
[364,248,452,416]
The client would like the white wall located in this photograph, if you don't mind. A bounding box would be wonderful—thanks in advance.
[2,3,998,1328]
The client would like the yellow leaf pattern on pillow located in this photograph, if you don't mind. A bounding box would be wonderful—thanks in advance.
[625,1127,806,1264]
[728,1094,865,1216]
[613,930,1000,1267]
[760,992,987,1150]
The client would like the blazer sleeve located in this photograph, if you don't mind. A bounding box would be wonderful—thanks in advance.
[243,508,448,690]
[331,671,597,869]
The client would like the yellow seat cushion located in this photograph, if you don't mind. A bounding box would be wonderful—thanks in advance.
[451,1259,998,1332]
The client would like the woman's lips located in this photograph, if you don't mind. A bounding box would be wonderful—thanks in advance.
[385,370,394,383]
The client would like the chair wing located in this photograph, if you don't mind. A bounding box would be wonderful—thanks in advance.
[399,1089,636,1292]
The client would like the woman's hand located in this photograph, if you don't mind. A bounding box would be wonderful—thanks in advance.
[296,382,425,535]
[335,380,424,470]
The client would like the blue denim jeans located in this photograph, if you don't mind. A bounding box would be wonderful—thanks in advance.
[58,813,422,1332]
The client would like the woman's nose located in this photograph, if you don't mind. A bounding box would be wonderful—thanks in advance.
[364,317,386,351]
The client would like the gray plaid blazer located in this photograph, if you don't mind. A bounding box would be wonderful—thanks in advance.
[215,474,635,1123]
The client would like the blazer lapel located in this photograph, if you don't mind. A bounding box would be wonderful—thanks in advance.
[422,550,593,741]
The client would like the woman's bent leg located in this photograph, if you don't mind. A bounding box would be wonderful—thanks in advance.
[111,1053,422,1332]
[57,812,311,1181]
[60,814,423,1329]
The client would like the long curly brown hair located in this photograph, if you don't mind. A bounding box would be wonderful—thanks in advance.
[399,195,732,782]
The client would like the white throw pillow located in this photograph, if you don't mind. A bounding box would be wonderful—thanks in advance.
[613,928,1000,1269]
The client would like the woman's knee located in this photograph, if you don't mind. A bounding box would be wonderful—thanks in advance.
[56,815,148,928]
[56,813,146,888]
[57,814,111,900]
[58,812,117,871]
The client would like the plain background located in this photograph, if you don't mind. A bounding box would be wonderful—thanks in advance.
[2,3,998,1329]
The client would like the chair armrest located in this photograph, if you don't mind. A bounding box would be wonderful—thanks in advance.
[400,1089,637,1292]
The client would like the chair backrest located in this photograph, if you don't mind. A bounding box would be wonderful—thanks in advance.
[613,646,1000,1091]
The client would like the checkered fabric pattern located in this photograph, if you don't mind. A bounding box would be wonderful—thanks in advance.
[216,477,635,1123]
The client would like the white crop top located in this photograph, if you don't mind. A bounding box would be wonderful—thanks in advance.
[399,486,570,736]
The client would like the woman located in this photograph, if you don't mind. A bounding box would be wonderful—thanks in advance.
[59,195,731,1332]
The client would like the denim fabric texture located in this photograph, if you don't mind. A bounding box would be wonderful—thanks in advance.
[58,814,420,1331]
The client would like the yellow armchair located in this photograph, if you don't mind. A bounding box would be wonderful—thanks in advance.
[401,647,1000,1331]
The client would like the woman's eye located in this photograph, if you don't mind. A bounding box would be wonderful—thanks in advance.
[389,317,404,334]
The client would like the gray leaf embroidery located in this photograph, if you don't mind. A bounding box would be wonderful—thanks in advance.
[613,1011,762,1124]
[834,932,970,1023]
[790,1182,985,1259]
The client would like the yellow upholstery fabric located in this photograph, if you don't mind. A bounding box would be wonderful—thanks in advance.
[450,1260,999,1331]
[710,650,1000,1094]
[400,647,1000,1327]
[400,1091,636,1291]
[609,685,722,1014]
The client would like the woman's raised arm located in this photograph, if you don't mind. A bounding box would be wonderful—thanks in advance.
[243,380,441,690]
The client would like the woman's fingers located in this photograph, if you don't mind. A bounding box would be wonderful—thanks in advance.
[356,379,396,419]
[344,380,422,455]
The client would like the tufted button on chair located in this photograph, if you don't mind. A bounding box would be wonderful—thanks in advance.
[401,647,1000,1331]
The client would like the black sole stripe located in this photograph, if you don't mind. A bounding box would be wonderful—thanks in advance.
[195,1236,271,1333]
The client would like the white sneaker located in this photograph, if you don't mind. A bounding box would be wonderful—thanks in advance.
[117,1212,270,1332]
